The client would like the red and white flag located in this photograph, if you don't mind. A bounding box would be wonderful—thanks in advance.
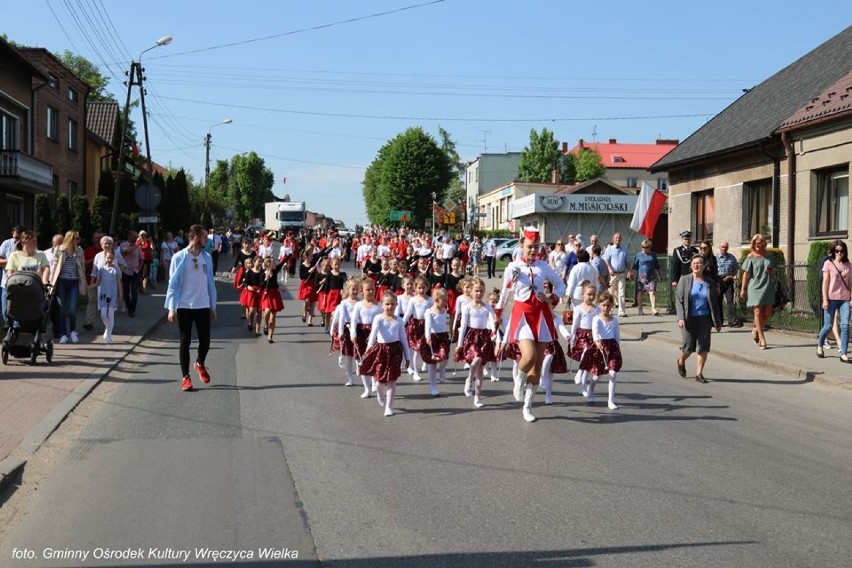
[630,182,667,238]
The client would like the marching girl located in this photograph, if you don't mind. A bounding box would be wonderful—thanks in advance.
[259,256,286,343]
[236,257,254,321]
[317,257,347,333]
[485,287,503,382]
[232,239,256,316]
[359,291,412,417]
[589,292,622,410]
[455,277,497,408]
[88,250,122,343]
[396,275,415,318]
[241,256,264,336]
[571,282,602,399]
[401,276,433,382]
[362,247,382,283]
[445,258,465,319]
[350,278,384,399]
[428,258,445,291]
[332,277,361,387]
[424,288,451,393]
[539,281,570,405]
[451,278,473,342]
[376,258,399,300]
[299,249,322,326]
[414,255,431,282]
[278,236,294,284]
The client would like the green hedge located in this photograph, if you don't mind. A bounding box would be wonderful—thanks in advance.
[807,240,832,314]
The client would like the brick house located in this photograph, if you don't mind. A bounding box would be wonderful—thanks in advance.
[651,25,852,265]
[0,38,53,236]
[18,47,90,205]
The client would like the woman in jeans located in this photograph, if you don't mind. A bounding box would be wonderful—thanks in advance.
[50,230,87,344]
[817,240,852,362]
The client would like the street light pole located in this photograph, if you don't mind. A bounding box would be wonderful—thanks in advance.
[431,192,436,237]
[108,35,172,237]
[204,118,233,200]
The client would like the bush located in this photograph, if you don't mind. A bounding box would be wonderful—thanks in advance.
[806,240,832,314]
[34,194,54,250]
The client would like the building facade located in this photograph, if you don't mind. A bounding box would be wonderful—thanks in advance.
[565,139,676,192]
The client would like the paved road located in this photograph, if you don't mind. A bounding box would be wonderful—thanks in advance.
[1,280,851,567]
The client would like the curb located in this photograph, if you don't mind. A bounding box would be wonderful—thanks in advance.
[0,312,169,495]
[621,326,852,389]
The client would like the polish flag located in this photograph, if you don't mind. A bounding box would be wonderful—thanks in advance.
[630,182,667,238]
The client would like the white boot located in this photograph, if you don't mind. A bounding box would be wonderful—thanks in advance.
[463,377,472,397]
[607,372,618,410]
[522,384,537,422]
[542,376,553,405]
[360,375,371,398]
[513,373,524,402]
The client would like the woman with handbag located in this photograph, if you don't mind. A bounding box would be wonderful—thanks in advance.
[739,234,777,350]
[49,230,88,344]
[676,255,722,382]
[817,240,852,362]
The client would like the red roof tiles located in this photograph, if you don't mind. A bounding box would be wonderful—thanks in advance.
[779,70,852,130]
[567,139,677,169]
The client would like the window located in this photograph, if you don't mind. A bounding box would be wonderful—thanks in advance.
[48,73,59,89]
[693,190,715,242]
[612,156,625,163]
[67,118,77,150]
[0,111,19,150]
[743,179,773,242]
[67,180,78,195]
[657,178,668,192]
[67,88,78,103]
[813,167,849,236]
[626,177,638,188]
[47,106,59,140]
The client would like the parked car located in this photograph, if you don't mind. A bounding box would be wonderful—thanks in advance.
[496,238,519,262]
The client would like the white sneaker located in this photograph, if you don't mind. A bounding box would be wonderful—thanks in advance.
[412,373,423,382]
[406,367,414,375]
[490,374,500,382]
[473,397,484,408]
[59,335,68,344]
[70,331,79,343]
[384,408,394,417]
[608,401,618,410]
[544,393,553,405]
[430,385,440,397]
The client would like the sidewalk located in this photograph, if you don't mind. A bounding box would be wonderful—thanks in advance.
[2,271,850,493]
[0,286,168,492]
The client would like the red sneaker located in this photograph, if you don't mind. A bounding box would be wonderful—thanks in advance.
[181,376,193,391]
[194,361,211,384]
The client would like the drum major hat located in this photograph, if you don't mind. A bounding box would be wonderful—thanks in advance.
[522,226,540,243]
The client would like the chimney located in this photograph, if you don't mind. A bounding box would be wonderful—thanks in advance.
[578,139,584,149]
[562,141,568,154]
[608,138,617,144]
[656,138,679,145]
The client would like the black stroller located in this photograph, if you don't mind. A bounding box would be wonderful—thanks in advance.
[2,271,54,365]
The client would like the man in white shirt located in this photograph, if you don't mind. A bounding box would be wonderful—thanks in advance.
[482,237,497,278]
[440,236,455,273]
[210,228,224,274]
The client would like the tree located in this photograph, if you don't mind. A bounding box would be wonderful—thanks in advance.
[56,50,114,103]
[574,147,606,182]
[232,153,275,222]
[438,127,466,205]
[54,194,72,236]
[362,127,454,227]
[518,128,561,183]
[71,195,94,245]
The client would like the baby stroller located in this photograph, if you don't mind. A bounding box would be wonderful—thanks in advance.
[2,271,54,365]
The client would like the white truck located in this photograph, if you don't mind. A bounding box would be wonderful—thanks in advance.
[264,201,306,234]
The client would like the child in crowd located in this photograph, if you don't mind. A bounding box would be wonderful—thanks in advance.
[571,282,602,400]
[332,277,361,386]
[89,251,122,343]
[455,277,497,408]
[402,276,433,382]
[260,256,286,342]
[350,278,383,399]
[241,256,263,336]
[423,288,451,395]
[485,287,502,382]
[539,281,570,405]
[590,292,622,410]
[359,291,412,417]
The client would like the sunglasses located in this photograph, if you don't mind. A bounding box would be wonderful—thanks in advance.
[835,249,844,253]
[192,257,199,270]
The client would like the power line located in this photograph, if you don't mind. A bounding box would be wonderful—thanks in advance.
[157,95,717,123]
[43,0,82,54]
[143,0,445,61]
[217,145,365,170]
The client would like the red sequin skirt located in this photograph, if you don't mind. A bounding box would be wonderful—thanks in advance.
[405,317,426,350]
[424,332,450,363]
[331,323,356,357]
[261,288,284,312]
[233,266,244,290]
[499,342,521,362]
[571,328,594,362]
[590,338,622,375]
[455,328,496,364]
[359,342,404,383]
[354,323,372,360]
[545,339,568,374]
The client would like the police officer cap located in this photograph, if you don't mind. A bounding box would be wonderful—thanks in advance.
[679,230,693,239]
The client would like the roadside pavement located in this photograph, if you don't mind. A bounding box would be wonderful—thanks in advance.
[2,267,849,494]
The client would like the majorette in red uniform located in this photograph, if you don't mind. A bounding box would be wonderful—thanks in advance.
[496,227,565,423]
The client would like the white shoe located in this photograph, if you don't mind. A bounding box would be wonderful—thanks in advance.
[70,331,79,343]
[406,367,414,375]
[608,401,618,410]
[522,408,536,422]
[412,373,423,382]
[464,363,470,370]
[430,386,440,397]
[102,331,108,340]
[574,373,581,384]
[463,387,472,397]
[344,378,354,386]
[384,408,394,417]
[473,397,484,408]
[420,363,427,372]
[490,374,500,382]
[360,390,370,399]
[59,335,68,344]
[544,392,553,405]
[438,374,447,384]
[578,383,587,397]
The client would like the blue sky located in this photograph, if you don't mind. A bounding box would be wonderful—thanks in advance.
[6,1,850,226]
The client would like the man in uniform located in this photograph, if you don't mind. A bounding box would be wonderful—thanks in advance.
[668,230,699,314]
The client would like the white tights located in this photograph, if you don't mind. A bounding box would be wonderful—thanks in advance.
[100,307,115,340]
[541,354,554,402]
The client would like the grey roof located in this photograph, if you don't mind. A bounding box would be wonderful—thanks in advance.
[86,101,119,148]
[653,25,852,171]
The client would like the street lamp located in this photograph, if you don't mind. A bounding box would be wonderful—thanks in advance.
[431,192,436,237]
[109,35,173,236]
[205,118,233,198]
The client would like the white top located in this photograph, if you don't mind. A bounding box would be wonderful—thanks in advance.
[441,242,456,260]
[395,293,413,318]
[424,309,449,336]
[457,304,496,349]
[592,315,620,342]
[452,295,471,330]
[548,250,567,275]
[336,298,359,336]
[572,305,601,335]
[258,243,275,259]
[402,296,433,322]
[91,248,127,277]
[177,252,212,309]
[482,239,496,257]
[512,247,523,262]
[565,262,601,306]
[278,245,293,261]
[377,244,391,258]
[161,240,179,262]
[356,243,372,265]
[366,315,413,361]
[497,258,566,308]
[350,301,383,339]
[327,246,342,259]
